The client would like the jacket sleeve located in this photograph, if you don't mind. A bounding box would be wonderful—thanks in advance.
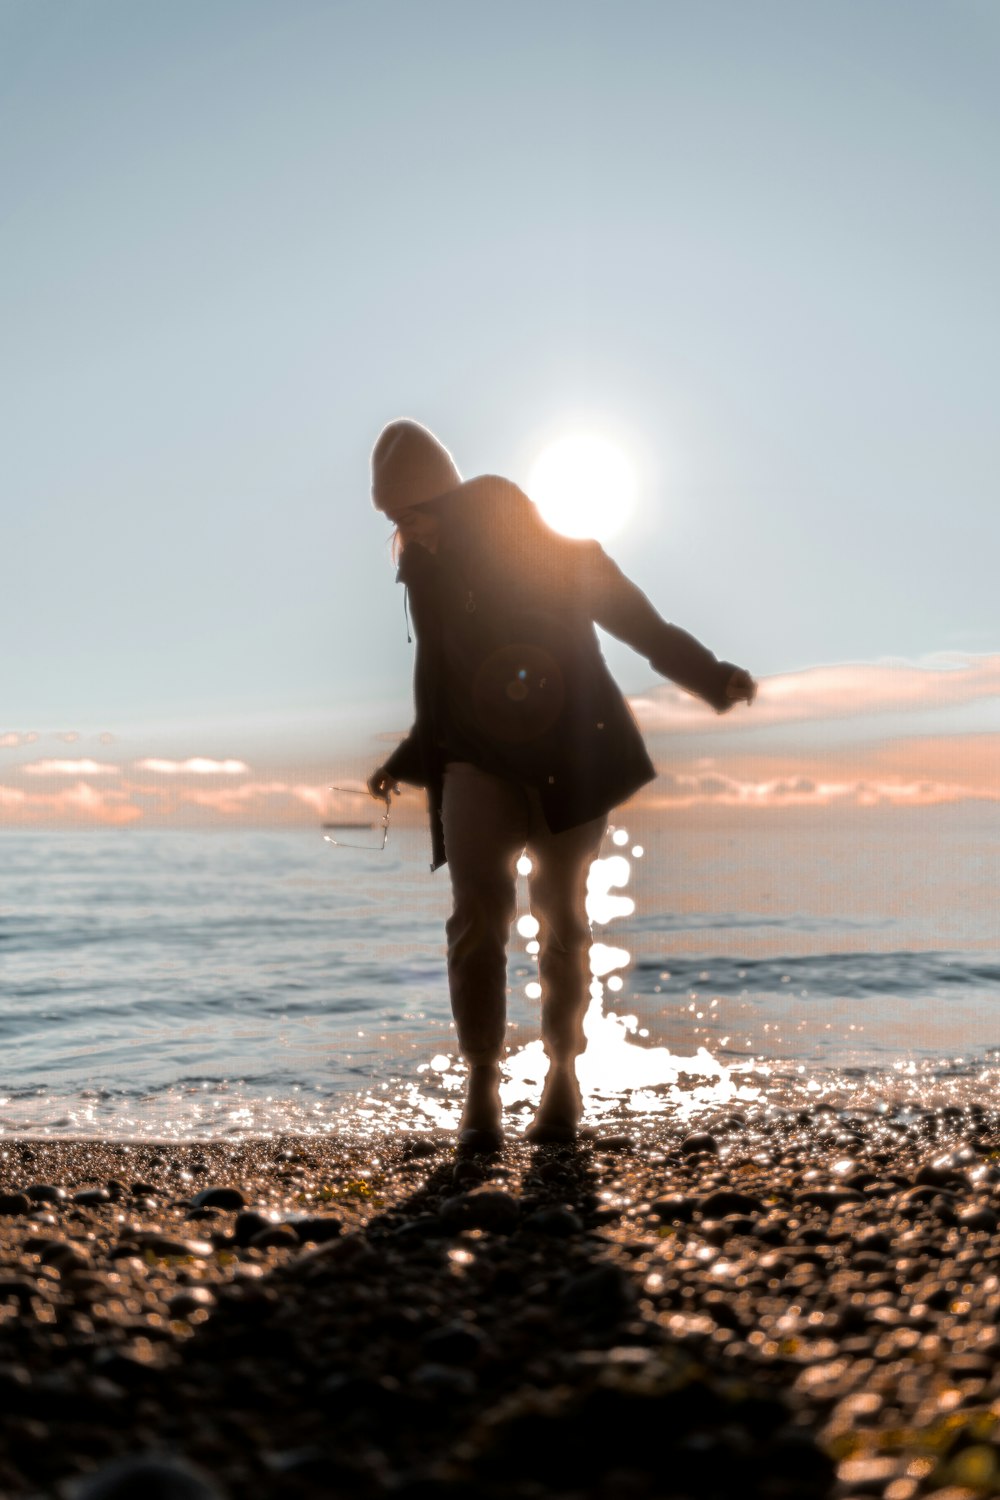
[580,544,737,713]
[383,728,425,786]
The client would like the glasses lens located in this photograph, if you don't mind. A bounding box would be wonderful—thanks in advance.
[323,787,389,851]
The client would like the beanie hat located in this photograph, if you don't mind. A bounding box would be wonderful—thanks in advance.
[371,419,462,516]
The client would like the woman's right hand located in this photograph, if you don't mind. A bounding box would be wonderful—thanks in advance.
[366,765,400,803]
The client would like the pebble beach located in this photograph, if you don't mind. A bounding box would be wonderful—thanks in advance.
[4,1104,1000,1499]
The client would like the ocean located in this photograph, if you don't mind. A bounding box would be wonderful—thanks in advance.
[3,803,999,1138]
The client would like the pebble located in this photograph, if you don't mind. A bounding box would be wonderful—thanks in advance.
[190,1186,246,1211]
[249,1225,299,1251]
[167,1287,217,1318]
[232,1210,272,1247]
[134,1235,214,1259]
[440,1188,520,1233]
[25,1183,65,1204]
[2,1110,1000,1499]
[558,1264,634,1322]
[288,1214,343,1244]
[420,1321,485,1364]
[650,1193,696,1222]
[680,1132,719,1156]
[522,1206,584,1237]
[700,1188,765,1218]
[75,1455,223,1499]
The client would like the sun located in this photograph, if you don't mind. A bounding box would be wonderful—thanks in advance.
[527,433,637,543]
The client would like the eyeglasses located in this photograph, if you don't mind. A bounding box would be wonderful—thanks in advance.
[323,787,390,851]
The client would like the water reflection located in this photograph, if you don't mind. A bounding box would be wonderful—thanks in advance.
[401,824,763,1131]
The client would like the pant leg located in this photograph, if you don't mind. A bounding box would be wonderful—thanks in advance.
[525,797,607,1062]
[440,762,529,1065]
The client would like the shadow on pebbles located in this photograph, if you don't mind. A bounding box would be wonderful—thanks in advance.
[3,1104,1000,1498]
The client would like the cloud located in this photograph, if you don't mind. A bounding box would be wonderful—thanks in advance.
[631,652,1000,734]
[639,732,1000,811]
[644,770,978,810]
[0,731,39,749]
[22,759,120,776]
[136,758,249,775]
[0,780,141,826]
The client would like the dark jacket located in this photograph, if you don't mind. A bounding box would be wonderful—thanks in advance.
[383,476,737,870]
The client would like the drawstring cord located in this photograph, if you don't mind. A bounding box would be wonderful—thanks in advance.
[403,588,412,644]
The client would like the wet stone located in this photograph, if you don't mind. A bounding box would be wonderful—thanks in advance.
[135,1235,214,1259]
[249,1225,299,1251]
[522,1206,584,1237]
[650,1194,696,1223]
[853,1228,892,1254]
[39,1241,91,1273]
[72,1187,111,1206]
[75,1454,222,1500]
[700,1188,765,1218]
[191,1185,246,1211]
[440,1189,520,1234]
[599,1134,636,1151]
[0,1192,30,1217]
[25,1184,66,1204]
[167,1287,217,1318]
[289,1215,343,1244]
[401,1137,440,1160]
[558,1264,635,1323]
[958,1205,998,1233]
[420,1321,485,1364]
[452,1160,486,1188]
[794,1187,864,1209]
[233,1210,272,1247]
[680,1133,719,1157]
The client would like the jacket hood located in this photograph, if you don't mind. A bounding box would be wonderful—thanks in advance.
[370,419,462,516]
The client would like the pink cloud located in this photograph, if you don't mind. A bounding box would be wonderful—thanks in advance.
[643,770,982,811]
[0,781,141,826]
[0,732,39,749]
[631,652,1000,733]
[136,758,249,775]
[22,759,120,776]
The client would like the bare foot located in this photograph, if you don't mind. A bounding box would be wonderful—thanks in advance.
[458,1063,503,1151]
[526,1062,583,1143]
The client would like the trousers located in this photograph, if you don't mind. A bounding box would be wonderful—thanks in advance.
[440,761,607,1066]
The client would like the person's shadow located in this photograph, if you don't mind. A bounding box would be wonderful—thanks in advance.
[123,1135,835,1499]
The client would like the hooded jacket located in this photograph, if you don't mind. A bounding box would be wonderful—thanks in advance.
[383,475,737,870]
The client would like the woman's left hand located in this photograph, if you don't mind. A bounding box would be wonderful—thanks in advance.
[724,668,757,706]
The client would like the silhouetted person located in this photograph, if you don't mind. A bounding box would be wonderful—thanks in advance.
[368,420,755,1149]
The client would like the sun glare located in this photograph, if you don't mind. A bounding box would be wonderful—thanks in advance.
[527,433,637,542]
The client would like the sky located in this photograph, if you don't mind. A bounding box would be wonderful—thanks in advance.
[2,0,998,828]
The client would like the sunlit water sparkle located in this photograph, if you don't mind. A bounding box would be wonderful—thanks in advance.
[2,809,999,1138]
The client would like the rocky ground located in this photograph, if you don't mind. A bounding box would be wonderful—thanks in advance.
[4,1103,1000,1498]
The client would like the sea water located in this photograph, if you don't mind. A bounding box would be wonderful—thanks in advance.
[2,803,999,1137]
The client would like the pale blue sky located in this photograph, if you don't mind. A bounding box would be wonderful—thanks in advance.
[3,0,997,764]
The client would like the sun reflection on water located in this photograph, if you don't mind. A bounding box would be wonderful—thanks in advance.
[397,824,762,1132]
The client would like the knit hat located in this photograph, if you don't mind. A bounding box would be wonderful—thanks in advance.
[370,419,462,516]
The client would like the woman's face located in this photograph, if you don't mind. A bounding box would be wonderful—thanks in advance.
[392,504,440,552]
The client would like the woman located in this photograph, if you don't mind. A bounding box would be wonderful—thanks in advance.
[367,418,755,1150]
